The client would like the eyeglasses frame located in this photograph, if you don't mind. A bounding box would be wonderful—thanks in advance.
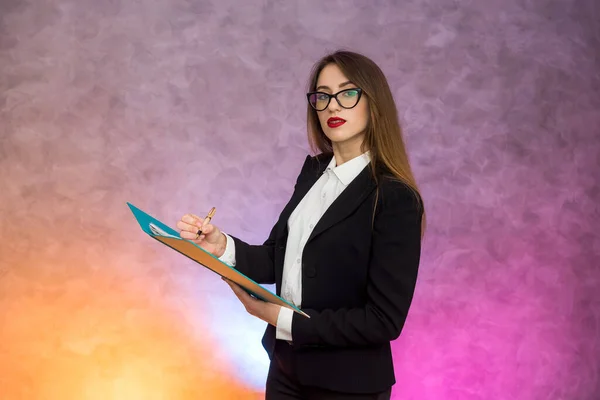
[306,88,363,111]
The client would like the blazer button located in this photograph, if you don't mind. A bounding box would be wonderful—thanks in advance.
[304,265,316,278]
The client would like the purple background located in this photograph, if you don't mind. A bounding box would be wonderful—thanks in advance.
[1,0,599,399]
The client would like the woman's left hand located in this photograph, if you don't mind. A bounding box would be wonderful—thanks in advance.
[222,277,281,327]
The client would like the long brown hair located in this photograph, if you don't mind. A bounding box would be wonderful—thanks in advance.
[306,50,426,236]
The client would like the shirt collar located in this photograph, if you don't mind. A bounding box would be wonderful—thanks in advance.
[325,151,371,186]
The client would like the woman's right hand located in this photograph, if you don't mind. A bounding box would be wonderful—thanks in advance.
[176,213,227,258]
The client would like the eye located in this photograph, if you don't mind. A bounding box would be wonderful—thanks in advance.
[342,89,359,97]
[316,93,330,101]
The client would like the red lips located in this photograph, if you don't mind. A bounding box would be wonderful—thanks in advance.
[327,117,346,128]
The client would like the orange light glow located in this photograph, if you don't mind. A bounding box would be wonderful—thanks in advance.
[0,252,263,400]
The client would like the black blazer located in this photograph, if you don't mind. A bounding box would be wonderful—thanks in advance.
[230,153,423,394]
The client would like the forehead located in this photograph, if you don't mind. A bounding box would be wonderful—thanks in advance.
[316,64,349,88]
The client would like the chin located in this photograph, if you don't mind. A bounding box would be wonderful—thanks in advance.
[323,127,345,137]
[325,130,356,143]
[325,134,349,144]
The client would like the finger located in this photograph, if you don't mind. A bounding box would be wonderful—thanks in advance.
[223,277,238,287]
[224,279,241,294]
[179,230,200,240]
[199,224,214,235]
[223,278,235,288]
[199,217,216,231]
[190,214,207,228]
[225,282,245,302]
[180,230,207,242]
[177,215,204,232]
[181,214,200,225]
[176,220,196,232]
[182,215,207,233]
[229,283,253,301]
[195,226,216,243]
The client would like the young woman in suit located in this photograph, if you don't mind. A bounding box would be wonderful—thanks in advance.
[177,50,425,399]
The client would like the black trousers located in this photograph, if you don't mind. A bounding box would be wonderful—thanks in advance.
[265,341,392,400]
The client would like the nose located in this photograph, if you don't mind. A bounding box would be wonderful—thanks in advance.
[327,94,341,113]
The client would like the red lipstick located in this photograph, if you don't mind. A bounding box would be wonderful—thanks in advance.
[327,117,346,128]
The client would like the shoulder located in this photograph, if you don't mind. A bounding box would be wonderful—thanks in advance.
[373,176,424,238]
[305,152,333,168]
[376,174,424,215]
[297,152,333,178]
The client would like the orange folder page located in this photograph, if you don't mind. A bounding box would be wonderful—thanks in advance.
[127,202,309,318]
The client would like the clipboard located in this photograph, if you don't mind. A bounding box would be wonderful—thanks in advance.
[127,202,309,318]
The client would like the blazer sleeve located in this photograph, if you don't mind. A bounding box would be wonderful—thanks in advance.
[228,154,313,285]
[291,179,423,348]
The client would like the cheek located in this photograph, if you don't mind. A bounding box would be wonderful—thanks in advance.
[318,113,329,129]
[354,103,370,128]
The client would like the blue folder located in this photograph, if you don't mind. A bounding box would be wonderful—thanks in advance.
[127,202,308,318]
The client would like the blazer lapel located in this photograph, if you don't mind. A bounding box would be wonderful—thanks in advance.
[307,165,376,244]
[275,158,329,240]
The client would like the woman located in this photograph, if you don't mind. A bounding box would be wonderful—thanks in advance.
[177,50,424,399]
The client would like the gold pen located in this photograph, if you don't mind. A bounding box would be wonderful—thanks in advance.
[196,207,216,239]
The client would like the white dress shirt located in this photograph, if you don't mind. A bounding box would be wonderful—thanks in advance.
[218,152,371,342]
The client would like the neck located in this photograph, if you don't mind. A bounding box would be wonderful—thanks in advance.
[332,135,366,166]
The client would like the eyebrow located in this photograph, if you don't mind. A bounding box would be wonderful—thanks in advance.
[315,81,355,92]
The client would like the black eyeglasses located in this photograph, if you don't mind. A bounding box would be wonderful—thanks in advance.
[306,88,363,111]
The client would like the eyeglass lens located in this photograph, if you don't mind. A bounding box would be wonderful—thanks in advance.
[308,89,360,111]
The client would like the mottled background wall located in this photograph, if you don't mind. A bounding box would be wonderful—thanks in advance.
[1,0,599,399]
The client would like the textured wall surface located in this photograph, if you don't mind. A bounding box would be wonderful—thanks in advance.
[1,0,599,399]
